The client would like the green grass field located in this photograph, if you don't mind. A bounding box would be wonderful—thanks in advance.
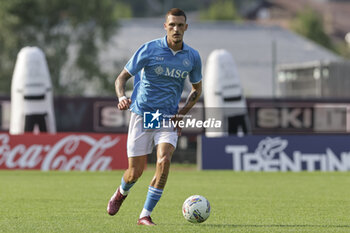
[1,167,350,233]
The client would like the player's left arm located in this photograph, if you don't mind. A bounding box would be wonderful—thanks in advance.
[173,81,202,136]
[178,81,202,117]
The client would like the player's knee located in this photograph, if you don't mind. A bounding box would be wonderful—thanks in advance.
[157,154,171,168]
[126,168,143,182]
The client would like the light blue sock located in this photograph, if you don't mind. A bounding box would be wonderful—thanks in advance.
[140,186,163,218]
[119,177,135,195]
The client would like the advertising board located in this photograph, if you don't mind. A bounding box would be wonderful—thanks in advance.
[0,133,128,170]
[200,135,350,171]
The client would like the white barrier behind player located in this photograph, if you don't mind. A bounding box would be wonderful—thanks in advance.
[204,49,248,137]
[10,46,56,134]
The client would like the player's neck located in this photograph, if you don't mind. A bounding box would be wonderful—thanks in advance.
[167,39,183,51]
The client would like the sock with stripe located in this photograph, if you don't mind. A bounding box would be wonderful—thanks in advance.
[139,186,163,218]
[119,177,135,196]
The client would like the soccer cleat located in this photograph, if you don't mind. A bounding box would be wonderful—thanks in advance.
[137,216,156,226]
[107,187,127,216]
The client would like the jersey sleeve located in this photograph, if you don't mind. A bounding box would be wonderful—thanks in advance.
[189,51,202,84]
[124,43,149,76]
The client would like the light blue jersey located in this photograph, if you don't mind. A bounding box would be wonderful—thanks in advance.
[125,36,202,116]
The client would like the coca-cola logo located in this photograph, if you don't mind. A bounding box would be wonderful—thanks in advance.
[0,134,125,171]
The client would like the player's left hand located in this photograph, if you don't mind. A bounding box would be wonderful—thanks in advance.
[171,114,183,136]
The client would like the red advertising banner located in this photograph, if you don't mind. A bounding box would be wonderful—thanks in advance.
[0,133,128,171]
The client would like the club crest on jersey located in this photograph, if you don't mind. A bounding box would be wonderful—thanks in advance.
[183,58,191,67]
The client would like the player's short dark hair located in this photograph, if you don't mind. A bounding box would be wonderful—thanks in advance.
[166,8,187,22]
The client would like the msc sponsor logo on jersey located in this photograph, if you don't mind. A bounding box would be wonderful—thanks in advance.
[154,65,189,79]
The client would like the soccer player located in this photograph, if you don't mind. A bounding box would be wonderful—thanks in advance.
[107,8,202,225]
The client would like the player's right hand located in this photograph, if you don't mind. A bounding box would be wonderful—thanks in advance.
[118,98,132,110]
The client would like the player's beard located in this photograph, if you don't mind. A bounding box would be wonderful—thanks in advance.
[172,35,182,44]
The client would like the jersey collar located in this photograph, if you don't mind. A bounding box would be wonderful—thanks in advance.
[162,36,189,52]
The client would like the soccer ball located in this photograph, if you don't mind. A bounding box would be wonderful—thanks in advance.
[182,195,210,223]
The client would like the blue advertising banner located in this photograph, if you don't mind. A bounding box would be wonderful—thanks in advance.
[200,135,350,171]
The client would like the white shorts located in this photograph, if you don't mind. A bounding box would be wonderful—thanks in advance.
[127,112,178,157]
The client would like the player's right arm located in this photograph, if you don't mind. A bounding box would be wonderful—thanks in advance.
[117,42,150,110]
[115,69,132,110]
